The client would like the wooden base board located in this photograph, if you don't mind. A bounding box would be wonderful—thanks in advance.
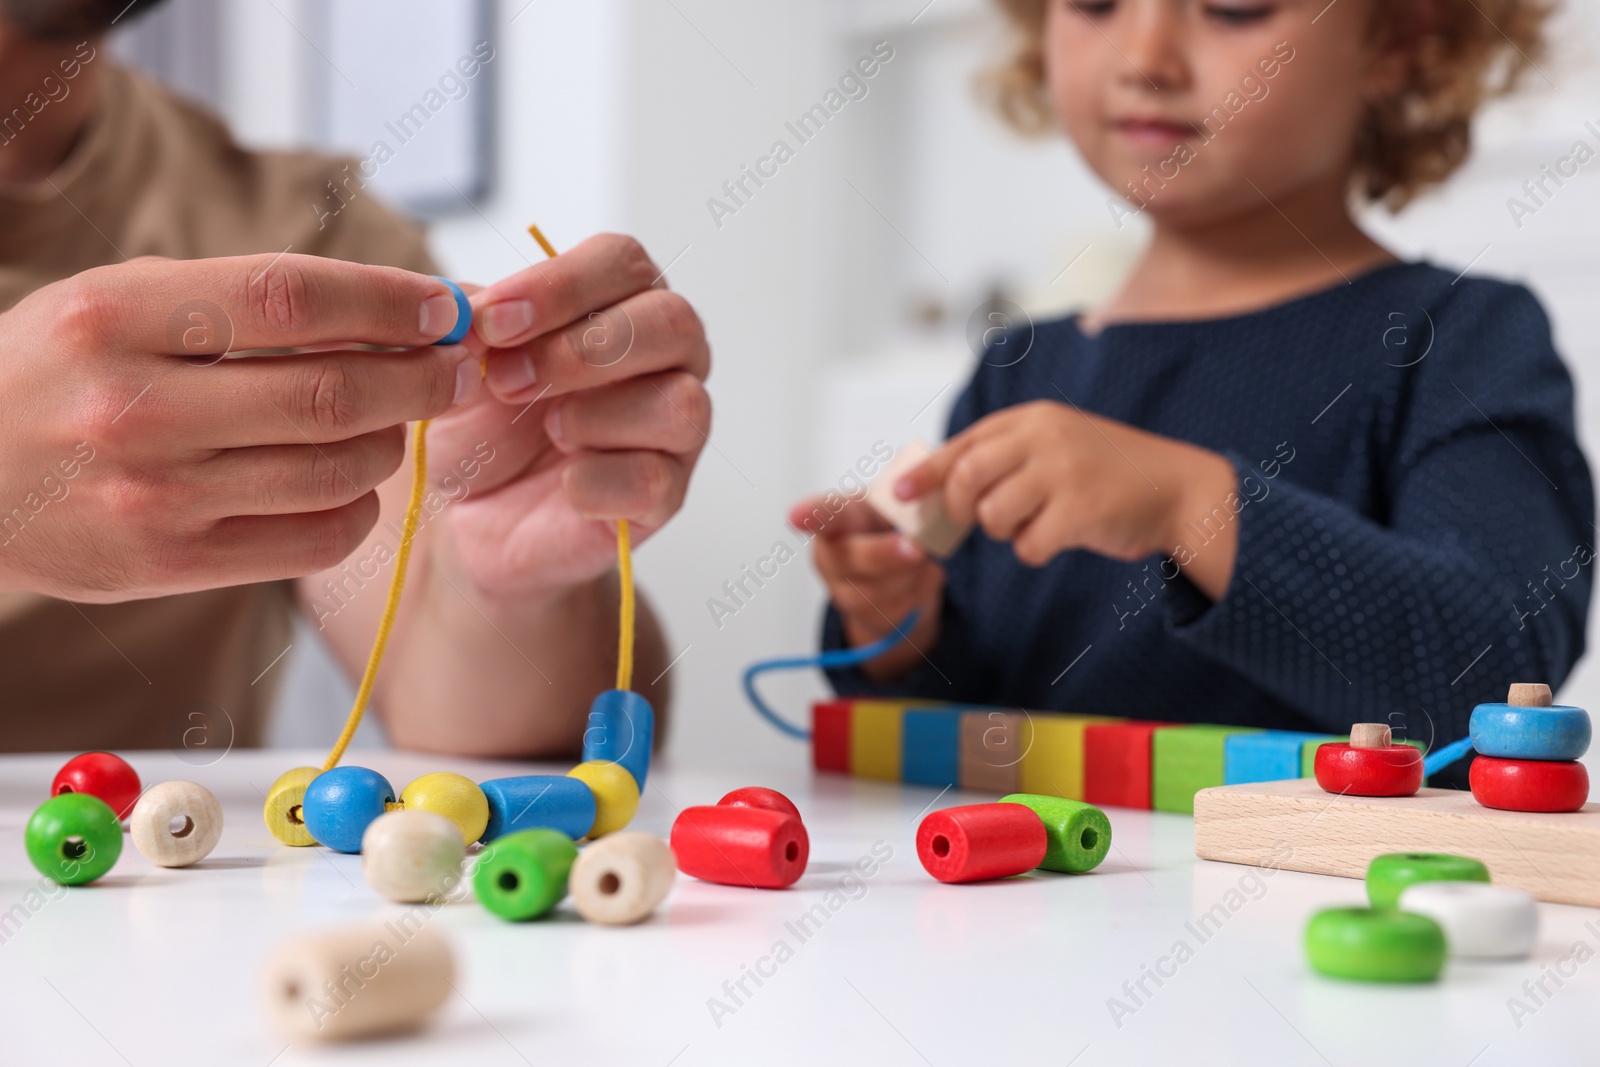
[1193,778,1600,907]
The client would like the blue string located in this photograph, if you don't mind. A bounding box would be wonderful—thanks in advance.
[1422,735,1474,778]
[742,610,922,740]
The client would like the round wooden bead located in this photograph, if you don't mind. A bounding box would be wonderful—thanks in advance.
[916,803,1047,884]
[1470,756,1589,813]
[302,767,396,854]
[1469,703,1591,761]
[1313,742,1423,797]
[569,831,676,925]
[26,793,123,886]
[129,780,223,868]
[1398,882,1538,959]
[260,923,454,1041]
[473,828,578,921]
[362,810,465,903]
[52,751,141,821]
[1304,907,1445,982]
[1366,852,1490,909]
[670,805,809,889]
[718,786,801,820]
[567,761,640,838]
[399,772,489,845]
[999,793,1111,873]
[264,765,321,847]
[581,688,655,788]
[480,775,596,842]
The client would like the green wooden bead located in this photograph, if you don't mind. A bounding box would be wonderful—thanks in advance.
[1366,852,1490,910]
[999,793,1112,873]
[1304,907,1446,982]
[472,828,578,921]
[26,793,123,886]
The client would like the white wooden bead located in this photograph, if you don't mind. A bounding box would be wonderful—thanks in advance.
[128,780,223,867]
[361,810,465,904]
[260,923,454,1041]
[569,831,676,925]
[1398,881,1538,959]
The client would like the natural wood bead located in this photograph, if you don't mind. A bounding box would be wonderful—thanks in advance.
[569,831,676,925]
[362,810,466,904]
[1350,723,1392,749]
[129,781,223,868]
[264,766,321,847]
[1508,683,1554,707]
[260,923,453,1041]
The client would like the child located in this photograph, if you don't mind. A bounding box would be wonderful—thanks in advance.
[790,0,1591,784]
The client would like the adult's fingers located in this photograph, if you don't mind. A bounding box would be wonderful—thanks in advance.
[545,372,709,457]
[470,233,664,348]
[198,494,384,583]
[188,429,406,517]
[562,451,690,526]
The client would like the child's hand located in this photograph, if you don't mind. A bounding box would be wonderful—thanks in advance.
[788,496,943,684]
[895,400,1238,599]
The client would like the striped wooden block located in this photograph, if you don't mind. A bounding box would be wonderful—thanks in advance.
[957,709,1029,794]
[1225,731,1335,785]
[849,700,906,781]
[1083,721,1180,809]
[1020,714,1121,800]
[902,707,963,787]
[812,699,853,774]
[1152,725,1263,814]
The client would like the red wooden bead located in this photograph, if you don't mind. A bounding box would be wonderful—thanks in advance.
[916,803,1047,884]
[670,805,808,888]
[52,752,141,820]
[811,700,851,774]
[1313,742,1423,797]
[718,786,801,820]
[1470,756,1589,813]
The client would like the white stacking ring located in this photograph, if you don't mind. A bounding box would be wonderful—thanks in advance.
[1398,881,1537,959]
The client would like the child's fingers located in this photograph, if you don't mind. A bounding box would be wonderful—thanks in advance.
[939,434,1030,525]
[813,530,926,581]
[972,464,1049,542]
[788,494,892,539]
[827,562,936,622]
[892,436,972,502]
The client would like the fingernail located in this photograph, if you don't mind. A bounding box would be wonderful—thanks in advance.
[898,535,922,559]
[894,476,917,500]
[420,293,459,338]
[481,300,534,345]
[454,356,481,405]
[545,402,565,447]
[488,350,538,398]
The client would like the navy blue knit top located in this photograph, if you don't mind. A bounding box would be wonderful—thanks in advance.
[822,262,1593,779]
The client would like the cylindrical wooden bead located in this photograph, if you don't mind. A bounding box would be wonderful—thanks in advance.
[1313,742,1423,797]
[670,805,808,889]
[473,828,578,921]
[917,803,1047,883]
[260,923,454,1041]
[52,751,141,821]
[999,793,1111,873]
[480,775,596,842]
[569,831,676,925]
[362,810,466,903]
[581,688,655,788]
[264,766,321,847]
[1397,882,1537,959]
[1365,852,1490,910]
[1469,703,1591,761]
[718,786,801,820]
[25,793,123,886]
[303,767,396,854]
[129,781,223,868]
[567,760,641,838]
[1470,756,1589,813]
[399,772,489,845]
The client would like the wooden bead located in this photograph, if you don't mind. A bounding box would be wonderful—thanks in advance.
[916,803,1047,883]
[264,766,321,847]
[569,831,676,925]
[362,810,465,903]
[1304,907,1445,982]
[480,775,596,842]
[1398,882,1538,959]
[670,805,808,888]
[399,773,489,845]
[1313,742,1423,797]
[864,438,972,556]
[1470,756,1589,813]
[567,761,640,838]
[52,751,141,821]
[1469,703,1591,761]
[718,786,801,820]
[25,793,123,886]
[260,923,453,1041]
[302,767,396,854]
[129,781,223,868]
[1366,852,1490,909]
[1349,723,1391,749]
[1508,682,1554,707]
[581,689,655,789]
[473,828,578,921]
[999,793,1111,873]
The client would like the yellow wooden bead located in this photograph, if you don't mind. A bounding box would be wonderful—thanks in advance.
[567,760,640,838]
[264,766,321,847]
[399,772,489,845]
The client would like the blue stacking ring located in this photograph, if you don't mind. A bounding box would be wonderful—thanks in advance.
[1469,702,1591,761]
[431,276,472,345]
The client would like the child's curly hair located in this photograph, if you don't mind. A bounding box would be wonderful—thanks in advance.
[985,0,1556,209]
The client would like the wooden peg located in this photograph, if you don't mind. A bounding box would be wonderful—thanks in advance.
[569,831,676,925]
[1507,683,1554,708]
[1350,723,1392,749]
[260,923,453,1041]
[361,810,465,903]
[129,781,223,868]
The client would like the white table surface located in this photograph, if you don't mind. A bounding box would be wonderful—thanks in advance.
[2,749,1597,1067]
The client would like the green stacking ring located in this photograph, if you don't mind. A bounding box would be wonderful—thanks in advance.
[1305,907,1446,982]
[1366,852,1490,910]
[472,828,578,921]
[26,792,123,886]
[999,793,1112,873]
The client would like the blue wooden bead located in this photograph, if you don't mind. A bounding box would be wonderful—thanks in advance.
[430,276,472,345]
[302,766,395,854]
[581,689,655,789]
[1470,703,1591,761]
[480,775,596,843]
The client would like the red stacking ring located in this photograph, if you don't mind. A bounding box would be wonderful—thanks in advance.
[670,805,809,888]
[1470,756,1588,813]
[916,803,1047,884]
[1313,742,1423,797]
[718,786,802,820]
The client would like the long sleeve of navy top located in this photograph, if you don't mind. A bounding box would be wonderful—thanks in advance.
[821,263,1594,782]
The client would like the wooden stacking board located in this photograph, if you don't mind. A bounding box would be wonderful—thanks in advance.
[1193,778,1600,907]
